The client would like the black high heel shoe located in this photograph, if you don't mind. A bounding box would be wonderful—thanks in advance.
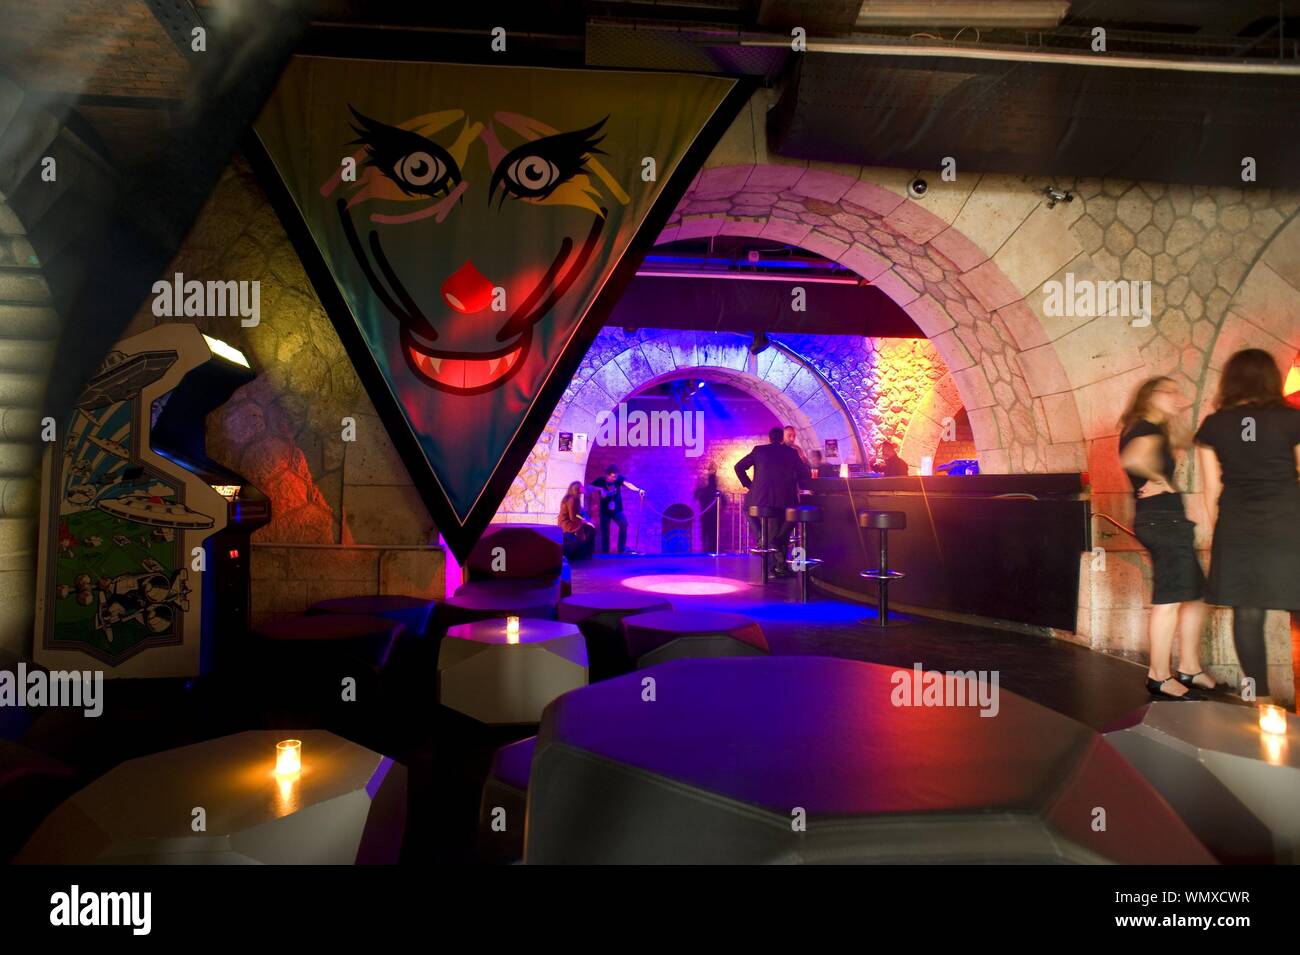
[1176,670,1219,692]
[1146,676,1201,700]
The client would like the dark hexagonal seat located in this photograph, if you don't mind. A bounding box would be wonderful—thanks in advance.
[622,610,768,668]
[558,592,673,680]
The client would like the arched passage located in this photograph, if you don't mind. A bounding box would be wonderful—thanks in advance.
[658,163,1087,475]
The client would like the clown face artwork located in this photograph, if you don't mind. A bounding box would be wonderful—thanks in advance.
[255,57,739,554]
[328,107,626,396]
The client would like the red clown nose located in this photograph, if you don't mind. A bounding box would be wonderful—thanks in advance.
[441,260,495,314]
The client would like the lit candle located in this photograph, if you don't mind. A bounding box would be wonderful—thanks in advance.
[1259,704,1288,736]
[275,739,302,776]
[506,616,521,643]
[839,462,849,479]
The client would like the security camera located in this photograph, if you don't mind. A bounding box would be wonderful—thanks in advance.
[1043,185,1074,209]
[907,177,928,199]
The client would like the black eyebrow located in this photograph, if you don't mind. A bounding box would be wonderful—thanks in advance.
[347,106,462,196]
[488,117,607,205]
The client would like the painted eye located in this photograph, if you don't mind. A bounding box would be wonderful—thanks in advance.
[505,155,561,195]
[396,151,443,188]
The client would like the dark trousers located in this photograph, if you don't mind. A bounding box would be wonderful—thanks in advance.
[749,516,792,573]
[600,510,628,553]
[563,527,595,561]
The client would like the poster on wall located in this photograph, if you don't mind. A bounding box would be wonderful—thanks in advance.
[253,57,746,560]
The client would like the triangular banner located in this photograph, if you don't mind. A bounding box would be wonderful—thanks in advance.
[253,56,744,560]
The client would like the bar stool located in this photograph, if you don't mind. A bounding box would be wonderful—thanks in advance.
[784,505,823,603]
[747,504,783,583]
[858,510,907,627]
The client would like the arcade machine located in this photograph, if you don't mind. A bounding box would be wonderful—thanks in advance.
[34,324,271,678]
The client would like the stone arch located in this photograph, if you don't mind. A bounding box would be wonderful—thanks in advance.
[657,162,1087,475]
[1196,211,1300,426]
[518,329,863,517]
[898,371,964,469]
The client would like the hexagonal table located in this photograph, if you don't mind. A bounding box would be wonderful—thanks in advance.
[525,657,1214,864]
[622,610,768,668]
[438,618,587,725]
[559,592,673,680]
[16,730,406,864]
[1104,700,1300,863]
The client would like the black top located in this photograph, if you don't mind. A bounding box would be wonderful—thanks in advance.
[734,443,811,509]
[1194,403,1300,491]
[1119,419,1182,513]
[591,475,625,514]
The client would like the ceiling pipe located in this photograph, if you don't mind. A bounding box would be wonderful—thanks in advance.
[741,36,1300,75]
[635,269,867,285]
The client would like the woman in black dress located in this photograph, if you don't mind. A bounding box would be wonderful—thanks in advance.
[1195,349,1300,705]
[1118,376,1210,700]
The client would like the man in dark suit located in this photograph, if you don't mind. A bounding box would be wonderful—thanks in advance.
[734,426,810,578]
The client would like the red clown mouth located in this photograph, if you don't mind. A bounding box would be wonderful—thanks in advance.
[404,332,526,394]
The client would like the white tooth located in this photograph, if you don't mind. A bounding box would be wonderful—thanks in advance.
[486,358,501,376]
[427,357,442,374]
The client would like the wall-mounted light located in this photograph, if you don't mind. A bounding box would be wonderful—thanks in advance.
[749,331,771,356]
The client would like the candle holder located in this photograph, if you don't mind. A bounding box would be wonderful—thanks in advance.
[275,739,302,776]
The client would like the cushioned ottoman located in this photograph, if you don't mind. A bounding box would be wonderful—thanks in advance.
[307,595,439,638]
[442,580,561,627]
[622,610,768,669]
[478,735,537,865]
[258,614,405,672]
[559,592,673,681]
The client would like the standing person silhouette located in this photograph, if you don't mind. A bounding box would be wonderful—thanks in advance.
[1118,376,1209,700]
[591,464,643,554]
[735,427,810,579]
[1195,349,1300,706]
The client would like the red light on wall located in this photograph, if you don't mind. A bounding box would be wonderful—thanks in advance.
[228,549,240,559]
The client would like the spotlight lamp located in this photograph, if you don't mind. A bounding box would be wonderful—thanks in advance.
[1043,185,1074,209]
[749,331,771,355]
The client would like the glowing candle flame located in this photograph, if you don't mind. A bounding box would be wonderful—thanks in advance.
[1259,704,1288,736]
[839,462,849,479]
[506,616,520,644]
[275,739,302,776]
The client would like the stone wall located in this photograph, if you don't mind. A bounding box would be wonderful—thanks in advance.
[118,157,442,614]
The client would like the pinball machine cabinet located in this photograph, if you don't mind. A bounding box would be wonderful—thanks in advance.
[34,324,270,678]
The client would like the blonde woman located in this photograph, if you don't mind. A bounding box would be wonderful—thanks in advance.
[1118,376,1210,700]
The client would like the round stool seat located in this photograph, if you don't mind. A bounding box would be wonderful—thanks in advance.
[785,505,823,523]
[747,505,784,519]
[623,610,768,668]
[859,509,907,530]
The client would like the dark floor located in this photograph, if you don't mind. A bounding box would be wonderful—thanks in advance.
[4,553,1164,865]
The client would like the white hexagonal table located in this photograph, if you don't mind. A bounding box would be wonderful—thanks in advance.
[439,618,588,724]
[1105,700,1300,863]
[16,730,406,864]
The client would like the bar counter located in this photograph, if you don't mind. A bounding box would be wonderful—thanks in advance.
[806,473,1091,631]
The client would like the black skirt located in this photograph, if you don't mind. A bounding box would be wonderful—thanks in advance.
[1207,485,1300,610]
[1133,508,1205,605]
